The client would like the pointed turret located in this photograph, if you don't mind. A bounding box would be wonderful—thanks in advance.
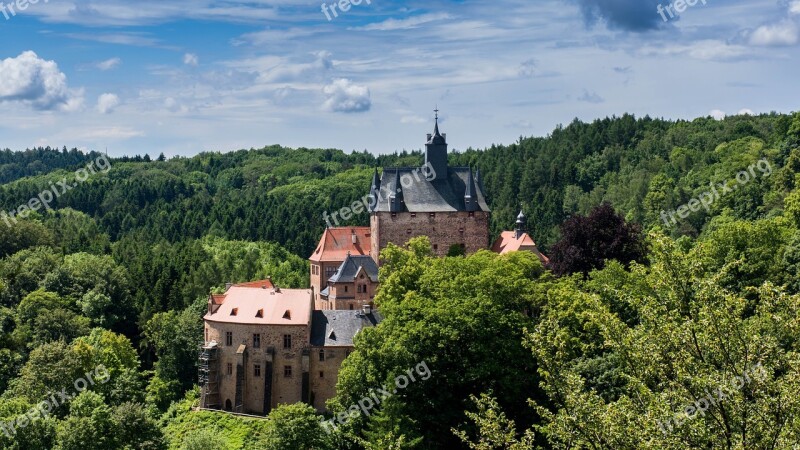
[515,210,526,239]
[389,169,405,212]
[425,108,448,181]
[368,168,380,213]
[464,169,478,212]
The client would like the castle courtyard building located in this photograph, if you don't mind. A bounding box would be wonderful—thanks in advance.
[200,280,381,415]
[310,227,371,308]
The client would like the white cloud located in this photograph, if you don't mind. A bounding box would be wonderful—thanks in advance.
[322,79,371,113]
[748,20,799,46]
[353,13,452,31]
[710,109,726,120]
[0,51,84,111]
[639,40,752,61]
[96,93,120,114]
[401,115,427,124]
[737,108,754,115]
[164,97,188,113]
[184,53,199,66]
[96,58,121,71]
[578,89,604,104]
[518,58,538,77]
[791,0,800,15]
[73,127,144,140]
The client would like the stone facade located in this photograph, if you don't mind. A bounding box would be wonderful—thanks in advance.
[308,346,349,411]
[371,210,490,260]
[311,261,344,308]
[204,321,311,414]
[324,273,376,310]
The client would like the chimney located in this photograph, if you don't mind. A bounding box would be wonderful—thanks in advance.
[352,231,357,244]
[225,282,233,291]
[362,304,372,315]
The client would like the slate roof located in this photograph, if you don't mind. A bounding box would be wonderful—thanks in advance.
[327,255,379,284]
[310,310,383,347]
[372,167,490,213]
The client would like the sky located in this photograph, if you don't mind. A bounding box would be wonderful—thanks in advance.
[0,0,798,157]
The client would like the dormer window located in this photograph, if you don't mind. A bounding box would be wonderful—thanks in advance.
[329,331,337,340]
[282,310,291,320]
[230,308,238,316]
[255,309,264,318]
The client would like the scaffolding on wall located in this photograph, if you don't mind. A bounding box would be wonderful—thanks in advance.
[198,342,221,410]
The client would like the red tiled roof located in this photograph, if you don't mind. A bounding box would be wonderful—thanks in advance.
[310,227,371,262]
[204,286,313,326]
[232,279,275,289]
[491,231,550,264]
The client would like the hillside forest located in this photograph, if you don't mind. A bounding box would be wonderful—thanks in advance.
[1,111,800,449]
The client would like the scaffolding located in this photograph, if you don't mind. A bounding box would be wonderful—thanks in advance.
[199,342,221,410]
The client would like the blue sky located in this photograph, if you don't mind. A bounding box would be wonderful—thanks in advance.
[0,0,798,157]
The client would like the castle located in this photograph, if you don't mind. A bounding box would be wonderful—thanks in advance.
[199,114,547,415]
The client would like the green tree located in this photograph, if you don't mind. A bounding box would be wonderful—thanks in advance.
[261,403,332,450]
[54,391,117,450]
[331,237,546,449]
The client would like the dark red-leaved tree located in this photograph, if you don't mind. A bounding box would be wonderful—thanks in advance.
[549,202,646,277]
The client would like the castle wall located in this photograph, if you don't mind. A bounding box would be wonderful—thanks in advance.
[309,347,350,412]
[205,321,311,415]
[371,211,490,260]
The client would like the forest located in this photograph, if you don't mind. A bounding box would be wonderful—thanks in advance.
[1,110,799,449]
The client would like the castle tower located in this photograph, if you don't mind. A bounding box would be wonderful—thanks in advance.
[369,111,491,262]
[425,109,448,181]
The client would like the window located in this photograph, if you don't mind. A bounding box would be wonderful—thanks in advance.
[319,349,325,361]
[406,228,412,234]
[284,365,293,378]
[325,266,336,278]
[391,213,397,218]
[469,211,475,218]
[344,285,348,293]
[357,285,362,294]
[411,213,417,218]
[433,244,438,251]
[225,332,233,346]
[430,213,436,218]
[349,304,354,310]
[254,364,261,377]
[283,334,292,349]
[253,334,261,348]
[320,371,325,378]
[227,363,233,375]
[363,284,368,293]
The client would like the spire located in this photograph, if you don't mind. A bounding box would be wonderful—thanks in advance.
[370,168,380,191]
[389,169,405,212]
[433,107,441,137]
[425,108,448,180]
[368,168,380,213]
[464,168,478,212]
[515,210,526,239]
